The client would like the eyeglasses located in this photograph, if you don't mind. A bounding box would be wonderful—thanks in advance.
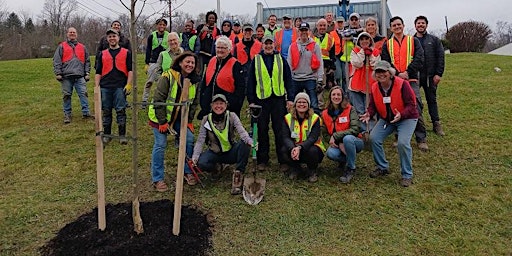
[223,24,231,27]
[216,46,228,50]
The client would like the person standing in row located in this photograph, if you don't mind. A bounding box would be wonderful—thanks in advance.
[274,14,297,60]
[414,15,446,136]
[265,14,281,36]
[180,20,200,55]
[313,18,335,111]
[155,32,184,76]
[196,11,220,77]
[142,18,169,105]
[96,20,131,56]
[53,27,93,124]
[364,17,385,54]
[95,29,133,145]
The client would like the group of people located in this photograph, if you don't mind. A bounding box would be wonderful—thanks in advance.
[52,10,445,194]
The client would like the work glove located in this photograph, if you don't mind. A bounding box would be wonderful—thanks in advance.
[158,123,169,134]
[363,47,373,56]
[187,123,194,133]
[84,74,90,82]
[144,64,149,74]
[124,83,132,95]
[55,75,63,81]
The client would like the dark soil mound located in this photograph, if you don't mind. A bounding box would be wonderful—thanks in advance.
[40,200,212,256]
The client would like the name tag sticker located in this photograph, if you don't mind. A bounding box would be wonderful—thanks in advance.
[291,132,298,139]
[383,97,391,104]
[204,122,212,131]
[339,117,348,123]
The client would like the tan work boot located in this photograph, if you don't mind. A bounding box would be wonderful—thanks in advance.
[433,121,445,136]
[231,170,243,195]
[417,141,429,152]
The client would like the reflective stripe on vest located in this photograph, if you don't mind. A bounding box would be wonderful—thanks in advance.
[61,42,85,63]
[321,105,352,135]
[254,54,285,99]
[387,36,414,73]
[205,57,236,93]
[180,33,197,51]
[289,42,321,71]
[161,51,172,72]
[284,113,326,152]
[314,34,334,60]
[236,40,262,65]
[207,111,232,152]
[101,48,128,77]
[147,72,197,123]
[371,77,410,119]
[152,31,169,50]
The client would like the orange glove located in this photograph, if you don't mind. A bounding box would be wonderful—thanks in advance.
[158,123,169,133]
[187,123,194,133]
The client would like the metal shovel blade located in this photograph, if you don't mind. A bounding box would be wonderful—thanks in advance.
[242,176,266,205]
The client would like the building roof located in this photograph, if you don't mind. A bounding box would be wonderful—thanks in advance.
[488,43,512,56]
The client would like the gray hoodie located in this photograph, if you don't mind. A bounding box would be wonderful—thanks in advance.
[286,37,324,81]
[53,39,91,78]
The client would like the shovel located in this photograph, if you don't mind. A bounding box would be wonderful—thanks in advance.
[243,104,266,205]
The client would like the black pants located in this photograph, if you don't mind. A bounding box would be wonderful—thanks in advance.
[255,97,287,165]
[279,145,324,174]
[409,81,427,143]
[420,76,440,123]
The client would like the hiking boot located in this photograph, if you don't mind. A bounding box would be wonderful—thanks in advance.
[82,113,94,120]
[433,121,445,136]
[417,142,429,152]
[153,180,169,192]
[257,163,268,172]
[102,136,112,144]
[279,163,289,173]
[369,168,390,178]
[185,173,197,186]
[119,136,128,145]
[401,178,413,187]
[339,168,355,184]
[231,170,243,195]
[308,172,318,183]
[337,161,346,171]
[63,114,71,124]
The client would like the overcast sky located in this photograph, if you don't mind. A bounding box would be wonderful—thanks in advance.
[4,0,511,33]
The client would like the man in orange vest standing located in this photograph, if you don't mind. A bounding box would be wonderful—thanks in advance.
[381,16,428,151]
[313,18,336,111]
[53,27,93,124]
[95,29,133,145]
[233,24,262,77]
[274,14,298,60]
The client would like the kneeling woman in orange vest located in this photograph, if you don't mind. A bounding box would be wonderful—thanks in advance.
[147,52,201,192]
[359,60,418,187]
[198,36,245,119]
[321,86,364,184]
[280,92,325,183]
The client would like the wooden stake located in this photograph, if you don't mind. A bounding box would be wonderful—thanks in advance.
[173,78,191,235]
[94,84,106,231]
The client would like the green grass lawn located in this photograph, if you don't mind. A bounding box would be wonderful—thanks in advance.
[0,53,511,255]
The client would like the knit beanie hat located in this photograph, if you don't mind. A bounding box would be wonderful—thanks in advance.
[294,92,310,106]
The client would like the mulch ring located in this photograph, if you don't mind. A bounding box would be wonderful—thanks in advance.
[40,199,213,256]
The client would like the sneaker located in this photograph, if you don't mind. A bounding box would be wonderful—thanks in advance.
[153,181,169,192]
[433,121,445,136]
[257,163,268,172]
[279,163,289,173]
[401,178,413,187]
[417,142,429,152]
[369,168,390,178]
[231,170,243,195]
[339,168,355,183]
[119,136,128,145]
[308,172,318,183]
[63,115,71,124]
[185,173,197,186]
[82,113,94,120]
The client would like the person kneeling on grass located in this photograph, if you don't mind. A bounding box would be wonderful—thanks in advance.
[280,92,325,183]
[359,60,418,187]
[192,94,253,195]
[321,86,364,183]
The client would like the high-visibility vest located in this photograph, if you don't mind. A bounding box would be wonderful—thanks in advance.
[387,35,414,73]
[321,105,352,135]
[264,26,280,37]
[340,40,354,62]
[254,54,285,99]
[289,42,321,71]
[349,47,376,93]
[101,48,128,77]
[275,28,298,53]
[207,111,232,152]
[371,76,414,120]
[235,40,262,65]
[151,31,169,50]
[147,71,197,123]
[284,113,326,152]
[179,33,197,51]
[313,34,334,60]
[199,26,220,40]
[61,41,85,63]
[205,57,237,93]
[161,51,173,72]
[329,30,344,56]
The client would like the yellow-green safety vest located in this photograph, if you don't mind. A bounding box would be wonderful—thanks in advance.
[148,71,196,123]
[161,51,173,72]
[151,31,169,50]
[179,33,197,51]
[340,40,354,62]
[207,111,232,152]
[314,35,334,60]
[254,54,285,99]
[284,113,326,152]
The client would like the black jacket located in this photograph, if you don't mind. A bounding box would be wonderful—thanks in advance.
[414,32,445,78]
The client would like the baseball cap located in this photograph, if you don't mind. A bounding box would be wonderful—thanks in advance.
[374,61,392,71]
[336,16,345,22]
[233,20,241,26]
[283,14,292,19]
[262,35,274,43]
[106,28,119,35]
[349,13,360,20]
[212,94,227,103]
[242,23,253,31]
[299,22,310,30]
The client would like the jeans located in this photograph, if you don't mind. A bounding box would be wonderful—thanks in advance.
[339,61,348,95]
[420,76,440,123]
[101,87,127,132]
[197,141,250,173]
[409,81,427,142]
[151,120,194,183]
[61,77,90,116]
[370,118,417,179]
[255,97,287,165]
[326,135,364,170]
[290,79,319,114]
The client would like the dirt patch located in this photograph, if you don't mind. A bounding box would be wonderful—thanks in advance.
[40,200,213,256]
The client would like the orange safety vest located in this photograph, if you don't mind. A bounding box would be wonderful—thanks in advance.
[329,30,344,56]
[199,26,220,40]
[61,41,85,63]
[205,57,237,93]
[321,105,353,135]
[313,34,334,60]
[101,48,128,77]
[372,77,415,119]
[387,35,414,73]
[235,40,262,65]
[349,47,376,93]
[289,41,321,71]
[274,28,298,53]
